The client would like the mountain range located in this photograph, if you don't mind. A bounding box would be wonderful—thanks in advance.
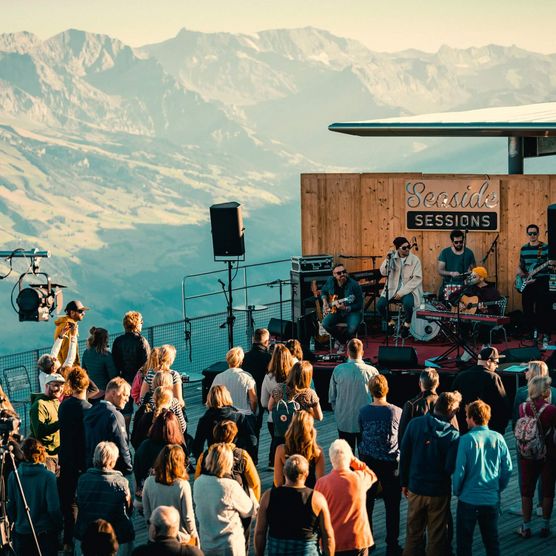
[0,26,555,352]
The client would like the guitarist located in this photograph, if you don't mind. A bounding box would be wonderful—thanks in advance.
[516,224,551,346]
[320,264,363,353]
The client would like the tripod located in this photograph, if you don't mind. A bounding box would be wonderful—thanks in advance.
[0,443,41,555]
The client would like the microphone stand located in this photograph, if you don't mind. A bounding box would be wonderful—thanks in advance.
[266,279,292,336]
[480,234,500,286]
[384,252,393,347]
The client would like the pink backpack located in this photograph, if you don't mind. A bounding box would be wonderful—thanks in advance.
[514,401,547,460]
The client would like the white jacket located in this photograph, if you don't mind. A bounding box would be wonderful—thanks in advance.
[379,251,423,307]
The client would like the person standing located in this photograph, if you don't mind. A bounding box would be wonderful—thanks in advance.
[82,327,119,392]
[516,223,552,347]
[400,391,461,556]
[58,367,92,553]
[112,311,150,427]
[83,377,133,475]
[437,229,476,300]
[315,439,377,555]
[451,346,510,435]
[329,338,378,453]
[52,300,89,367]
[359,374,403,556]
[29,373,65,472]
[320,263,364,353]
[377,237,423,339]
[452,400,512,556]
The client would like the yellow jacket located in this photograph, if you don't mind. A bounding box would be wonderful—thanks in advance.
[53,315,80,365]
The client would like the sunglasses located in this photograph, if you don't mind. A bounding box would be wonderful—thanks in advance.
[400,245,410,250]
[528,231,538,236]
[335,270,347,275]
[453,240,463,245]
[76,309,85,314]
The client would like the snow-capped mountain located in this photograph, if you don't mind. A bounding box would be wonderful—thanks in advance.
[0,27,554,352]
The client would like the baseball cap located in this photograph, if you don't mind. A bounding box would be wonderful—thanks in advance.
[65,300,90,312]
[478,346,505,361]
[45,373,66,385]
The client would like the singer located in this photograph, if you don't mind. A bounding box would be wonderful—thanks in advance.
[437,229,476,300]
[377,237,423,339]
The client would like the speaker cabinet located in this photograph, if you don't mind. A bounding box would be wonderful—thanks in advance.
[267,318,295,339]
[500,346,542,363]
[209,202,245,258]
[290,269,331,322]
[378,346,419,369]
[549,204,556,260]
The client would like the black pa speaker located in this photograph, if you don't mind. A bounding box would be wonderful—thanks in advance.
[209,202,245,258]
[378,346,419,369]
[267,318,295,339]
[549,204,556,260]
[500,346,542,363]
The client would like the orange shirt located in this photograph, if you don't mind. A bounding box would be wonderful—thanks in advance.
[314,468,374,551]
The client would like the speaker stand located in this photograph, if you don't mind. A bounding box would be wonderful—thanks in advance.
[218,260,236,350]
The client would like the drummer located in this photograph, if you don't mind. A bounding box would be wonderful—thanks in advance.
[437,229,476,300]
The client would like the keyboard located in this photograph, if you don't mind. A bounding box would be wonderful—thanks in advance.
[416,310,510,326]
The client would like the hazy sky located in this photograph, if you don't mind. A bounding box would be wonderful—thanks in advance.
[2,0,555,53]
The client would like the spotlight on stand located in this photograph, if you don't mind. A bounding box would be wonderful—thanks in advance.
[16,273,65,321]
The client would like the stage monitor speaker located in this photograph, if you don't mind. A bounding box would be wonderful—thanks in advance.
[549,204,556,260]
[209,202,245,258]
[500,346,542,363]
[267,318,295,339]
[378,346,419,369]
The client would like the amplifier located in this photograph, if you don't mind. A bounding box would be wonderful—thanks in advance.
[291,255,333,272]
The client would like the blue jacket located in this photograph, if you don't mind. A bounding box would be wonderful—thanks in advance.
[84,400,132,474]
[452,425,512,506]
[320,276,363,314]
[7,462,62,535]
[400,413,460,496]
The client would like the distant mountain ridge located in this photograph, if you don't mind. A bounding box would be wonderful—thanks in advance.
[0,26,555,352]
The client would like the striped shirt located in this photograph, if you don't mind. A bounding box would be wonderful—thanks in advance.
[520,242,549,278]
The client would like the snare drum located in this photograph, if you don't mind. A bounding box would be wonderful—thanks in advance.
[410,302,440,342]
[444,283,463,301]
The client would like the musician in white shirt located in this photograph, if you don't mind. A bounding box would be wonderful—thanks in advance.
[377,237,423,339]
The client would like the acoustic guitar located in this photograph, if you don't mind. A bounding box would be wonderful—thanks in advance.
[450,295,502,315]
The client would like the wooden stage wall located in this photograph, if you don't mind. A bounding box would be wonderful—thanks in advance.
[301,173,556,312]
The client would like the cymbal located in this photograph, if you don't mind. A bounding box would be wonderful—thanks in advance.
[233,304,268,312]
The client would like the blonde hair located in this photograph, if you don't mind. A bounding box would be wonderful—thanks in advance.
[528,375,552,400]
[204,443,233,477]
[206,385,233,409]
[157,345,176,371]
[152,371,173,390]
[526,360,549,381]
[284,410,321,464]
[123,311,143,332]
[226,346,244,369]
[140,347,161,377]
[152,386,173,419]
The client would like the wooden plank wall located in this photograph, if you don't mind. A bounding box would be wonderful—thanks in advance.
[301,173,556,312]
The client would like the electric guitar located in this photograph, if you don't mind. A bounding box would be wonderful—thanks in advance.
[326,294,355,314]
[450,295,503,315]
[514,261,550,293]
[310,281,331,344]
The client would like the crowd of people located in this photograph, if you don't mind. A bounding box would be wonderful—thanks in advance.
[3,300,555,556]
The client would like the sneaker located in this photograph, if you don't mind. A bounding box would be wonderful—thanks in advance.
[516,526,532,539]
[536,506,543,517]
[400,325,410,339]
[336,343,346,354]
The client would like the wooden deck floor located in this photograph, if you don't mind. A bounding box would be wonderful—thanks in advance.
[129,382,552,556]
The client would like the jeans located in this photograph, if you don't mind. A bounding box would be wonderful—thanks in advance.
[322,310,362,343]
[456,500,500,556]
[338,431,361,455]
[362,457,401,550]
[377,294,414,325]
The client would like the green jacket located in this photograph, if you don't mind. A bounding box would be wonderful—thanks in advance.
[29,394,60,455]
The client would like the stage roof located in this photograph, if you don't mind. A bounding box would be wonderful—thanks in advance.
[329,102,556,137]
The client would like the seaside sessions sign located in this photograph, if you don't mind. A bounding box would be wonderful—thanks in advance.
[405,178,500,231]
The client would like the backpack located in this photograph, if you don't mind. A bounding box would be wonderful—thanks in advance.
[514,401,547,460]
[272,384,300,437]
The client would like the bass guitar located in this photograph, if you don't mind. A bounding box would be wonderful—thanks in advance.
[310,281,331,344]
[514,261,550,293]
[450,295,503,315]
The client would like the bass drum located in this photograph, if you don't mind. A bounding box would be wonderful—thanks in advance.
[410,302,440,342]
